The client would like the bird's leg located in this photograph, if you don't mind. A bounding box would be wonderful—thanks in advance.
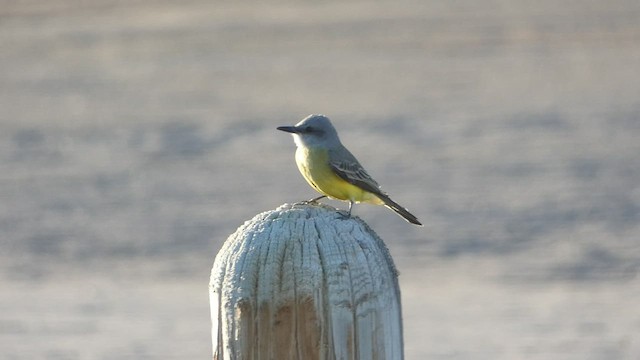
[336,200,354,220]
[294,195,327,206]
[307,195,327,203]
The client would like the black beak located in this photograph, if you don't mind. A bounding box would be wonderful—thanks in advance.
[277,126,299,134]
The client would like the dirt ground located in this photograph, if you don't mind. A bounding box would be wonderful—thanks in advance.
[1,0,639,359]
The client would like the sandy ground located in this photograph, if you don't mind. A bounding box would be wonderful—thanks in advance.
[1,0,639,359]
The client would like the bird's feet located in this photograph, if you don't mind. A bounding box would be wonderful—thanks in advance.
[336,200,354,220]
[335,209,351,220]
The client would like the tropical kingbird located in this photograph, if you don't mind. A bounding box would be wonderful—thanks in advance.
[277,114,422,226]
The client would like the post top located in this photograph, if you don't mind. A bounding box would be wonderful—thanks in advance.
[210,202,404,359]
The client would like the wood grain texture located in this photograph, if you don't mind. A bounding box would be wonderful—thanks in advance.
[210,203,403,360]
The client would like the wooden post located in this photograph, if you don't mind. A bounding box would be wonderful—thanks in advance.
[209,203,404,360]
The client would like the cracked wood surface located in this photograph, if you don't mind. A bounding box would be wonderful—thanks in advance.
[210,203,403,360]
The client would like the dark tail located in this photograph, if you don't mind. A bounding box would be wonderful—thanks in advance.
[376,193,423,226]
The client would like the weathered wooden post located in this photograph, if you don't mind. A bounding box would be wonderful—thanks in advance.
[209,203,403,360]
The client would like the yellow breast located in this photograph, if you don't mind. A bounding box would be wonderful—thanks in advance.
[294,147,380,204]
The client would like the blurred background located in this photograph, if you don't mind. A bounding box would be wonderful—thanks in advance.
[1,0,639,358]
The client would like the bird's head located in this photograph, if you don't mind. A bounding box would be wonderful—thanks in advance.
[277,114,341,148]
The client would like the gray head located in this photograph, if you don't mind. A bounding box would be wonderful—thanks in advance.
[277,114,341,148]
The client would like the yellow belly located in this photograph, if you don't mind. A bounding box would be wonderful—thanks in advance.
[295,147,381,204]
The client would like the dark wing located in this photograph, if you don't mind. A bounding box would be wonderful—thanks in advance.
[328,149,383,196]
[329,147,423,226]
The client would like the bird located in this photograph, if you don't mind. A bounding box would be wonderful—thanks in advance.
[277,114,422,226]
